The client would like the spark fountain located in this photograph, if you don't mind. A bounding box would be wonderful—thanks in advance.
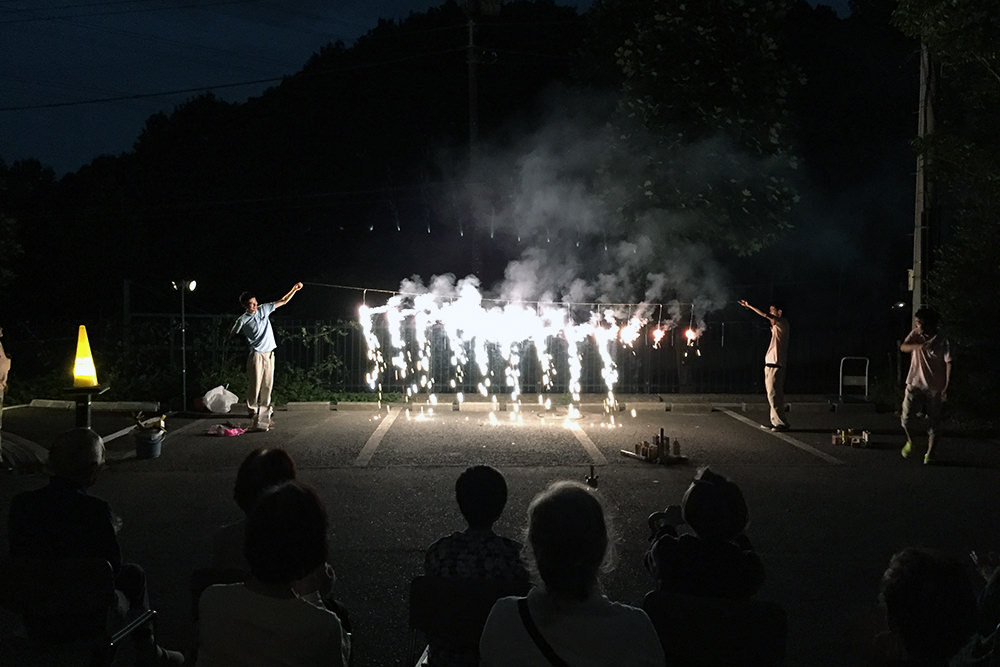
[359,275,701,419]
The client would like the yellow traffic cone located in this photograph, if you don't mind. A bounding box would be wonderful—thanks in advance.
[73,325,99,387]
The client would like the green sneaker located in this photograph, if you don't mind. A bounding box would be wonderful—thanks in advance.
[901,441,912,459]
[924,452,935,465]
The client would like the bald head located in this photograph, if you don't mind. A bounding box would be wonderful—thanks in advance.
[48,428,105,486]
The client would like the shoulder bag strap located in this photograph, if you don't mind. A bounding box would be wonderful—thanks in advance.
[517,597,571,667]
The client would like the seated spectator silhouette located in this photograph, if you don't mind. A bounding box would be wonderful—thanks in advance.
[423,464,529,666]
[7,427,184,665]
[479,480,664,667]
[973,550,1000,641]
[196,480,350,666]
[951,549,1000,666]
[207,447,348,628]
[211,447,297,571]
[644,466,765,599]
[876,547,976,666]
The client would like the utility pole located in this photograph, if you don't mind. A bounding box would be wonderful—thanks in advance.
[467,16,479,166]
[462,0,501,167]
[911,41,935,313]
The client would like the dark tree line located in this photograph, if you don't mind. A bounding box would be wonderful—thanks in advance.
[2,1,920,315]
[12,0,995,412]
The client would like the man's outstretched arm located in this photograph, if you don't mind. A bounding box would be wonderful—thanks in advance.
[738,299,771,321]
[275,282,304,309]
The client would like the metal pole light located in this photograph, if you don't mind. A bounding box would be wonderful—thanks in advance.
[172,280,197,410]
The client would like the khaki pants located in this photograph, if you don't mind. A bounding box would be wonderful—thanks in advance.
[247,351,274,425]
[764,365,788,428]
[901,385,943,436]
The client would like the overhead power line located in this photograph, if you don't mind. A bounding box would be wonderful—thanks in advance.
[0,46,466,112]
[0,77,282,111]
[0,0,264,25]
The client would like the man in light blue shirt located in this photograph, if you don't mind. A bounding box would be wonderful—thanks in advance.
[232,283,302,431]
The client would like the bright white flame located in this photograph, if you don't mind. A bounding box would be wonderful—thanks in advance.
[619,315,646,347]
[360,276,688,409]
[652,327,666,348]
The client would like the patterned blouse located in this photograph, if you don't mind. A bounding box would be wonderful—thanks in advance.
[423,529,529,667]
[424,529,528,581]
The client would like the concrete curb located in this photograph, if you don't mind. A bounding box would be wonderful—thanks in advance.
[28,399,160,413]
[286,401,335,411]
[323,399,876,415]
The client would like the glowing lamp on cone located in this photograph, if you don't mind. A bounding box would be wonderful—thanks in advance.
[73,325,99,387]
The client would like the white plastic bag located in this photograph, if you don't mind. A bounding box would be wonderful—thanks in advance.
[203,385,239,414]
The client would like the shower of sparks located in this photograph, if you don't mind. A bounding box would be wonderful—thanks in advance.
[651,327,667,348]
[359,278,684,411]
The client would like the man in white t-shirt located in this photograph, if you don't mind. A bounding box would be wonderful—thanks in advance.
[900,308,952,465]
[231,283,303,431]
[738,299,790,431]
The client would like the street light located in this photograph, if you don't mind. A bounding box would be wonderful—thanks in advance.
[172,280,197,411]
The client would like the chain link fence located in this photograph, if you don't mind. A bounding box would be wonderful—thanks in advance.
[3,311,905,408]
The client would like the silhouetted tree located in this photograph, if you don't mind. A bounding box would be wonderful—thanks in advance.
[0,159,56,290]
[588,0,804,256]
[894,0,1000,421]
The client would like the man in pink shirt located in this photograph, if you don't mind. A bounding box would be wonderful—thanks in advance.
[900,308,952,465]
[0,325,12,472]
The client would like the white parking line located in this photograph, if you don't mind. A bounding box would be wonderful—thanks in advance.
[718,408,845,465]
[567,421,608,466]
[353,407,400,467]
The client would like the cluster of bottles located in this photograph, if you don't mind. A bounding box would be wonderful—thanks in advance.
[621,427,686,464]
[831,428,870,447]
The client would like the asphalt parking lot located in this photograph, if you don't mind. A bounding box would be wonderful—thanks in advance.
[2,394,999,666]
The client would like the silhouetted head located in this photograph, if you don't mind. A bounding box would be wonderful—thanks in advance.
[244,481,328,585]
[879,547,975,663]
[681,467,749,542]
[455,465,508,530]
[768,302,785,317]
[526,480,614,601]
[47,427,105,487]
[233,447,297,514]
[914,308,940,336]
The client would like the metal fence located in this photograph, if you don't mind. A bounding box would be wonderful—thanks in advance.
[161,314,896,396]
[8,311,903,405]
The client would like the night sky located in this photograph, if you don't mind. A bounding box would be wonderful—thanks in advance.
[2,0,850,176]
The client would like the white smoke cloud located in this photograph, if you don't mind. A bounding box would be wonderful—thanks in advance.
[393,88,761,336]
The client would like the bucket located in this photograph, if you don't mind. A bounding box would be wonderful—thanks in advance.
[134,429,164,459]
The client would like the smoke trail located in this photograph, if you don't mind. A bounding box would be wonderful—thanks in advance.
[361,88,791,403]
[445,90,733,331]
